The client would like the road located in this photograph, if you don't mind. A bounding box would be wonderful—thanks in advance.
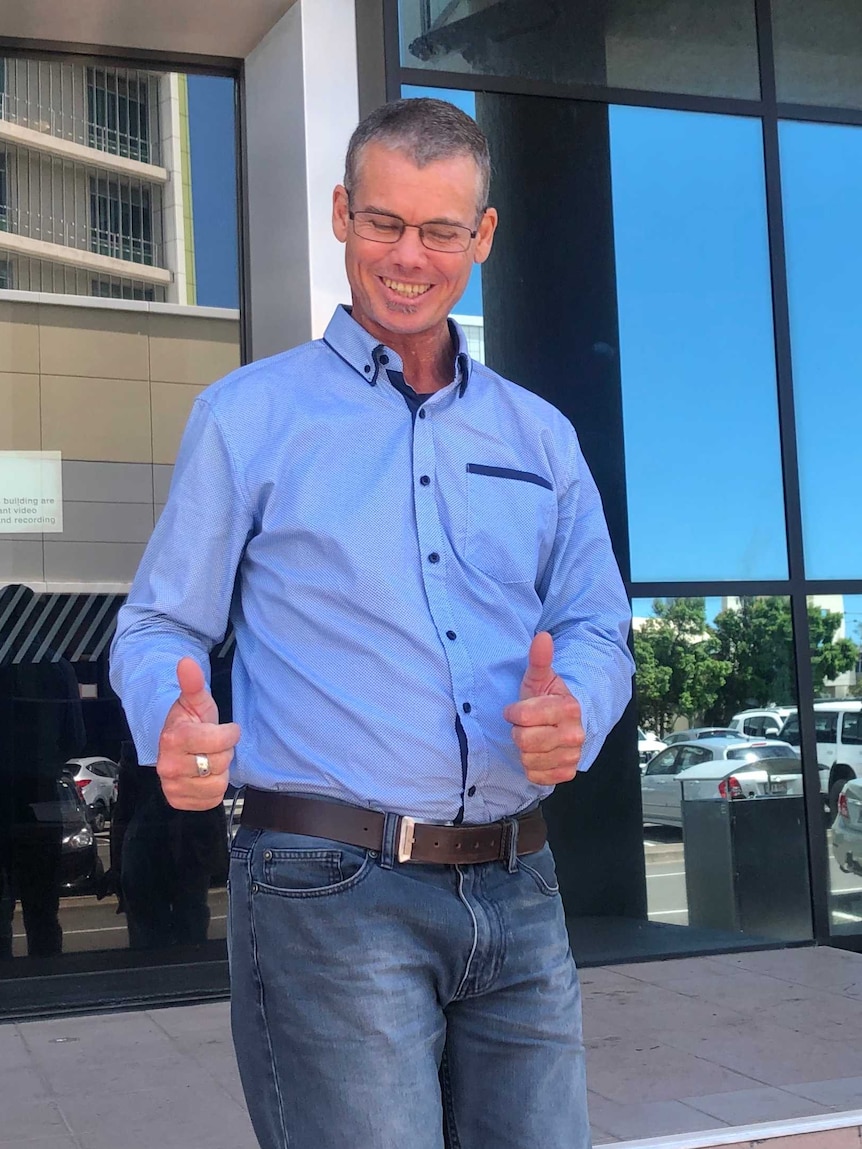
[645,826,862,928]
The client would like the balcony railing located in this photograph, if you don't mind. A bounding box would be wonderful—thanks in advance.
[0,59,162,167]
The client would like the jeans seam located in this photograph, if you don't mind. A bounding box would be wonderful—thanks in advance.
[440,1046,462,1149]
[248,837,290,1148]
[453,866,479,1001]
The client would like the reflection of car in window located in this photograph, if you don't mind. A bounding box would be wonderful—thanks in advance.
[781,701,862,821]
[640,737,802,827]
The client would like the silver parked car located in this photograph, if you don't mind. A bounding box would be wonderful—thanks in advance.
[66,756,119,832]
[832,779,862,877]
[662,727,747,746]
[641,738,802,828]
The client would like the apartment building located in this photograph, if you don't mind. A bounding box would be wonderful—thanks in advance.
[0,59,194,302]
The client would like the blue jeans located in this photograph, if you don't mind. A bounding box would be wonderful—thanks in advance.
[228,820,591,1149]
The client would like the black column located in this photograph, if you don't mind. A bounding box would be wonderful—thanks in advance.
[476,92,645,920]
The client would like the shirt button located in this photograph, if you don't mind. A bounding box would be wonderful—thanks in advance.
[418,409,427,419]
[363,364,371,373]
[428,552,440,564]
[420,475,430,486]
[379,353,390,365]
[462,702,472,714]
[467,786,476,797]
[446,630,457,641]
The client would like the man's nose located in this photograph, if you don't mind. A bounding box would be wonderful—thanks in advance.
[391,224,429,265]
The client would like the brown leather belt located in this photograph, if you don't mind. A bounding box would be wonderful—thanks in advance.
[240,789,547,865]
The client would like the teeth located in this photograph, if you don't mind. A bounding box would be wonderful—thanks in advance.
[382,277,431,298]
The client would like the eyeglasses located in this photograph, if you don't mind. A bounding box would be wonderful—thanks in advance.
[348,210,478,253]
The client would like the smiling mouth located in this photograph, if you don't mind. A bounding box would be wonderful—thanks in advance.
[380,277,432,299]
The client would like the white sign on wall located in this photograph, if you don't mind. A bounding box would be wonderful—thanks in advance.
[0,451,63,533]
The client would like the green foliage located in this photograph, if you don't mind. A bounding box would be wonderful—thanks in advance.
[633,598,731,737]
[635,596,860,733]
[705,598,858,723]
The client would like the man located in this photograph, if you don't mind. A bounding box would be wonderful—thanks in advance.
[111,98,633,1149]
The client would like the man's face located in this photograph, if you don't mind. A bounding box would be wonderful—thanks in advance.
[332,141,497,344]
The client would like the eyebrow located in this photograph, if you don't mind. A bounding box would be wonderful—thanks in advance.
[357,204,470,228]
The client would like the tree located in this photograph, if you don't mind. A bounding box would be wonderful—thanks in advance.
[633,599,731,737]
[705,597,858,724]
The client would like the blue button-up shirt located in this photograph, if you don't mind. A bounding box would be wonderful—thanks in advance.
[110,305,633,823]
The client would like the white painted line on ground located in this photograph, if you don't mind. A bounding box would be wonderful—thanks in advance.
[648,871,686,878]
[647,909,688,918]
[608,1108,862,1149]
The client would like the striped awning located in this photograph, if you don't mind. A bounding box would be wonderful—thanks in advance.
[0,586,235,664]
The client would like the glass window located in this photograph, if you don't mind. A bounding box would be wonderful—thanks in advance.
[89,177,154,265]
[645,748,680,776]
[677,745,712,767]
[611,106,787,581]
[398,0,760,99]
[87,69,156,164]
[0,63,240,995]
[772,0,862,109]
[780,120,862,579]
[634,596,811,944]
[841,713,862,746]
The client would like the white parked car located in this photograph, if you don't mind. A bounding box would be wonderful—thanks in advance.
[637,727,666,766]
[640,737,802,828]
[832,778,862,877]
[780,701,862,821]
[729,707,796,739]
[65,757,119,832]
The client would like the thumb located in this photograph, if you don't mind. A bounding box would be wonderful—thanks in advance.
[519,631,557,700]
[175,656,215,723]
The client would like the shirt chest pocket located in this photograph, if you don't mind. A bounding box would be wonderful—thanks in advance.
[464,465,556,585]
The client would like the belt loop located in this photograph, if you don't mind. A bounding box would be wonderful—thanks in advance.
[503,816,519,873]
[379,811,399,870]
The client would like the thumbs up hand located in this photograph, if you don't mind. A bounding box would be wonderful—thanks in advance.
[503,632,585,786]
[156,657,241,810]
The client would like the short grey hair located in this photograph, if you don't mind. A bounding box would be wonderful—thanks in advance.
[344,97,491,217]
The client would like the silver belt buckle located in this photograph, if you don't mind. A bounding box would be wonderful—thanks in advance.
[396,816,417,862]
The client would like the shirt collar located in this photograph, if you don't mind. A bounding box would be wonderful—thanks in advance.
[322,305,473,396]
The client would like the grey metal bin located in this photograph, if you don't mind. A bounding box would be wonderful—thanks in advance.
[680,784,812,941]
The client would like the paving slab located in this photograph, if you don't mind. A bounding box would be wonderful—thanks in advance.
[1,948,861,1148]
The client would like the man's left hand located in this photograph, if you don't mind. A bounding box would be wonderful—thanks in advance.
[503,632,585,786]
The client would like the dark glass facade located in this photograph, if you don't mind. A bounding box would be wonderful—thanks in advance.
[393,0,862,964]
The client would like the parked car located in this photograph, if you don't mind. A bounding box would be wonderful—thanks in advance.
[65,757,119,832]
[832,778,862,877]
[638,727,666,766]
[728,707,796,739]
[27,775,103,895]
[663,727,747,745]
[640,737,802,828]
[780,701,862,821]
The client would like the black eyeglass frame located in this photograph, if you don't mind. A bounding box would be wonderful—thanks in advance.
[347,208,481,252]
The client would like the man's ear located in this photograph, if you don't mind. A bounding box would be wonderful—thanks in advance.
[332,185,350,243]
[473,207,498,265]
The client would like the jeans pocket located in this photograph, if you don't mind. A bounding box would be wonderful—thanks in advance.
[517,845,560,897]
[252,833,374,899]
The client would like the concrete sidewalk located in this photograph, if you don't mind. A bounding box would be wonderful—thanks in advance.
[1,946,861,1148]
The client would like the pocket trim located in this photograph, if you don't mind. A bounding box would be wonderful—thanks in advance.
[517,856,560,897]
[466,463,553,491]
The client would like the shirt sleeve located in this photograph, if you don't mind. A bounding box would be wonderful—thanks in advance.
[536,429,635,772]
[109,397,254,766]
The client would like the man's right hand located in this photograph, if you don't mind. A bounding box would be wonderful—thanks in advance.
[156,657,240,810]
